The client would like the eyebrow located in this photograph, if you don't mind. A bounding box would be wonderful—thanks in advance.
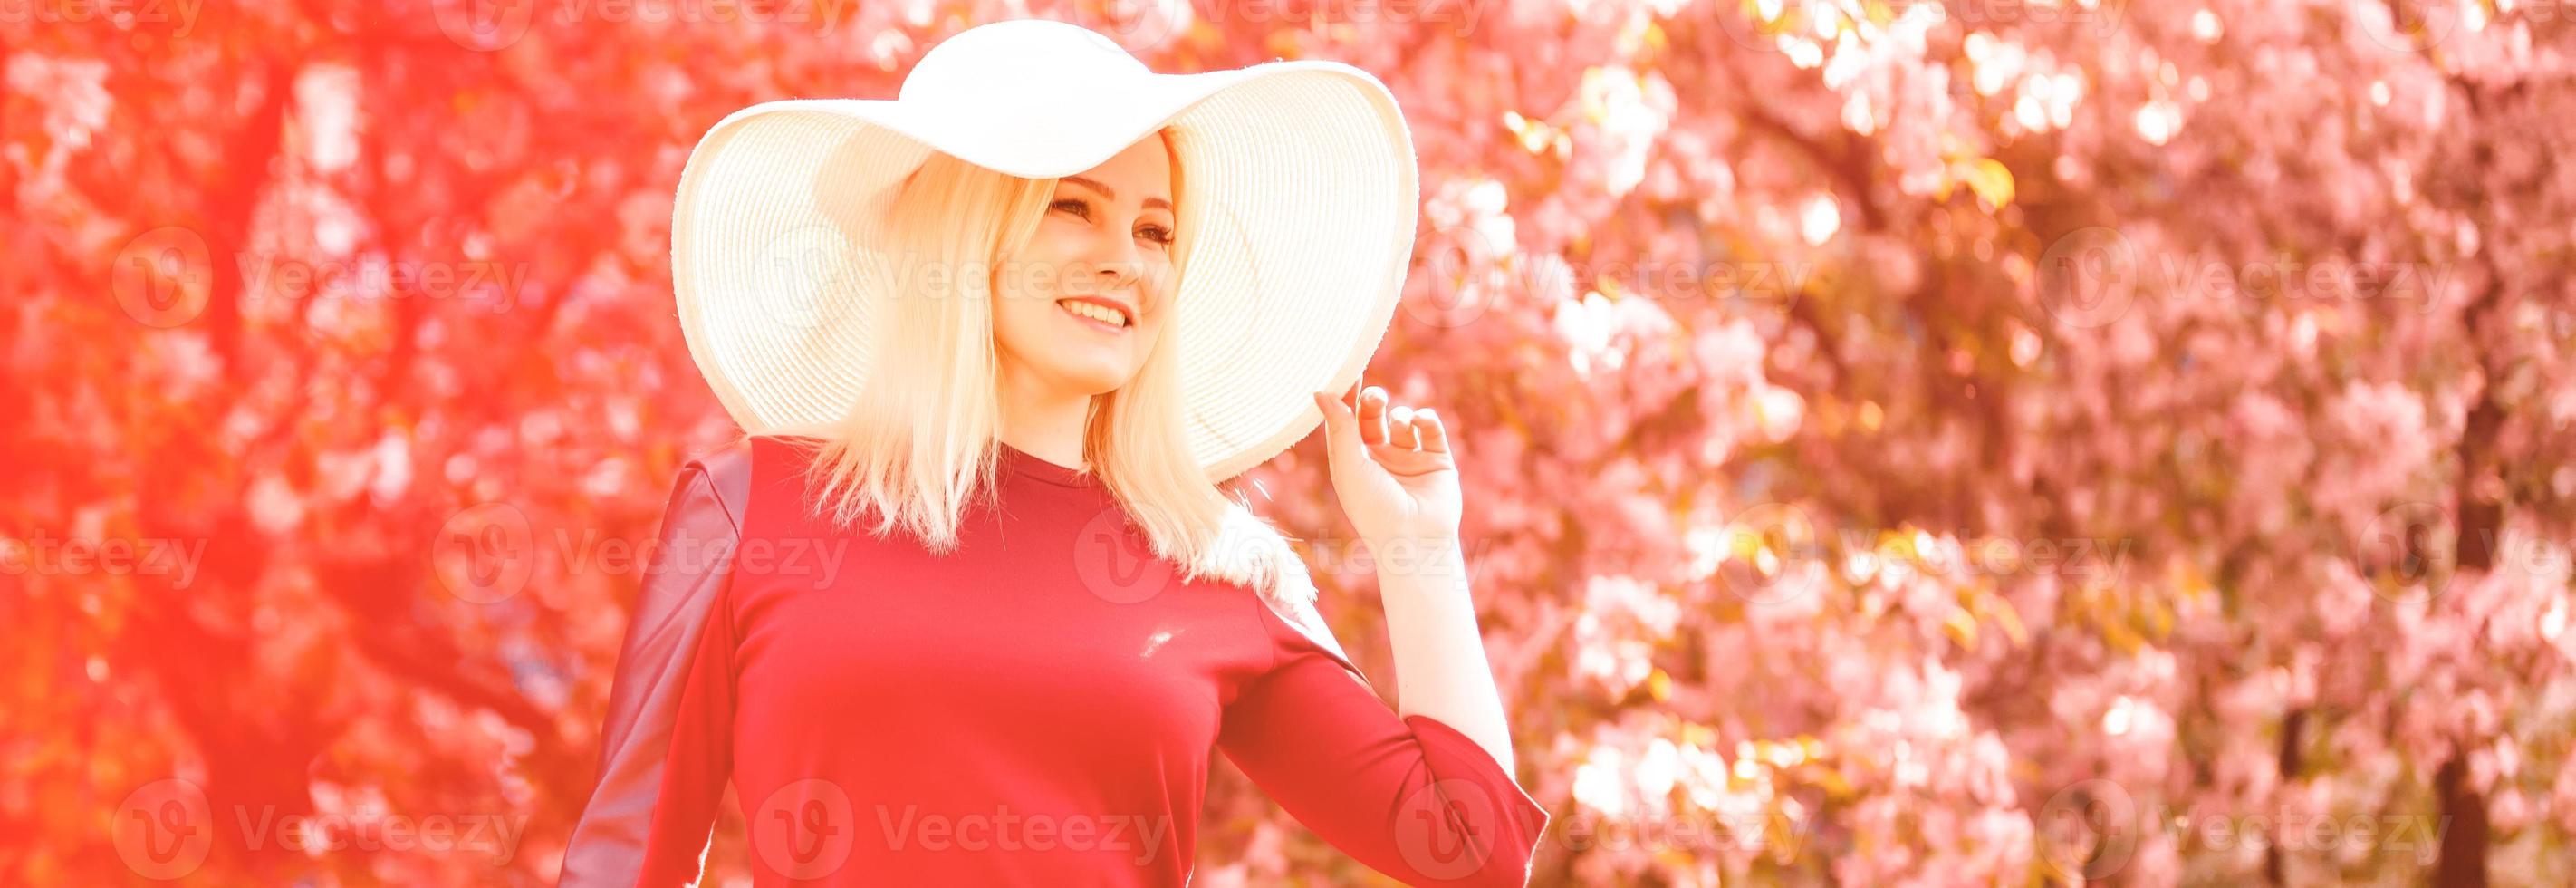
[1060,176,1173,213]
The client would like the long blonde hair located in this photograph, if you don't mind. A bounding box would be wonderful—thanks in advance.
[761,130,1318,607]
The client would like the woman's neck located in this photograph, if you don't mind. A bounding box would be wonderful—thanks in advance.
[995,369,1094,472]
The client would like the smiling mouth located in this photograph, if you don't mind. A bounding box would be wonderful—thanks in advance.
[1056,298,1132,332]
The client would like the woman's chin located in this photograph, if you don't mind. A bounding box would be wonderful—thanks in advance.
[1047,362,1138,397]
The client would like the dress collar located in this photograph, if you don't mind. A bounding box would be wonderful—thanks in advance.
[995,440,1103,489]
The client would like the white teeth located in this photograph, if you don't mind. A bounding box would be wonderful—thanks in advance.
[1058,300,1128,328]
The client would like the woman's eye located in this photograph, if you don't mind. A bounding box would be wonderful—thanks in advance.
[1055,198,1171,246]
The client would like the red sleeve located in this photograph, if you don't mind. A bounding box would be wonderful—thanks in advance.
[1216,595,1550,887]
[560,452,745,887]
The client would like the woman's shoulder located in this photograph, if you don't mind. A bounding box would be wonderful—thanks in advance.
[684,433,828,484]
[669,432,848,533]
[1226,548,1373,683]
[669,433,816,521]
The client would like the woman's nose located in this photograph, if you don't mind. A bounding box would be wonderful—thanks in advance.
[1084,229,1146,292]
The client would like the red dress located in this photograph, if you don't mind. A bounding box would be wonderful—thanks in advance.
[559,436,1548,886]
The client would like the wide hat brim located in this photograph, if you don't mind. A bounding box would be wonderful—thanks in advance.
[670,19,1418,483]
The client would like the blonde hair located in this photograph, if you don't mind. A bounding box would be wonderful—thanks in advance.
[761,130,1318,607]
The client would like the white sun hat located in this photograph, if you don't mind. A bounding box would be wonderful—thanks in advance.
[669,17,1418,483]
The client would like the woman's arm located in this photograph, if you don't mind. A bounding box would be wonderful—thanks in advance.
[559,442,751,887]
[1373,537,1516,776]
[1219,590,1549,888]
[1306,381,1520,776]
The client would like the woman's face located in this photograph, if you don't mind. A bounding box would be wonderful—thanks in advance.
[991,134,1177,400]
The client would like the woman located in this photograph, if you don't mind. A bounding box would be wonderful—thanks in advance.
[560,19,1546,886]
